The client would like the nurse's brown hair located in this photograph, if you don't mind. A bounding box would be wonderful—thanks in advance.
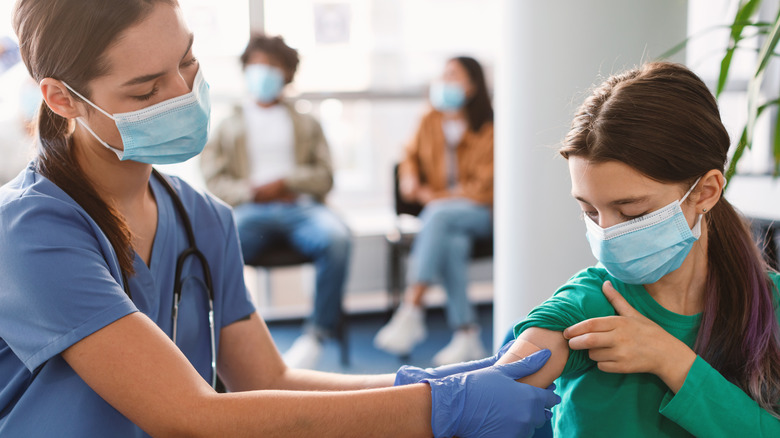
[561,62,780,417]
[13,0,177,278]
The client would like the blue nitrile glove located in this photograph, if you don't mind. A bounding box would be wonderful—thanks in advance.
[425,349,559,438]
[395,340,516,386]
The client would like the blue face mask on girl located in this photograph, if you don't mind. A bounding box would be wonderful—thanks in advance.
[63,67,211,165]
[244,63,285,104]
[584,178,702,285]
[430,81,466,112]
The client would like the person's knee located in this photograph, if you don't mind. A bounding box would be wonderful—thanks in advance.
[323,224,351,261]
[421,201,462,229]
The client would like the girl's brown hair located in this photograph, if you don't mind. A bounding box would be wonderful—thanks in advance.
[13,0,177,277]
[561,61,780,416]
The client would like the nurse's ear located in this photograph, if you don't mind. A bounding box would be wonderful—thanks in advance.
[692,169,725,214]
[40,78,85,120]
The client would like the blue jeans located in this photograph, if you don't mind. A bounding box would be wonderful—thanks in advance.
[234,202,352,336]
[408,199,493,329]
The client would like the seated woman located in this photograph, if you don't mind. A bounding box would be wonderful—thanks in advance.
[503,62,780,436]
[374,56,494,365]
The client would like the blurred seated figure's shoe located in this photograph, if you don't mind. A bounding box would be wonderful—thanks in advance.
[374,303,426,356]
[432,326,487,366]
[283,333,323,370]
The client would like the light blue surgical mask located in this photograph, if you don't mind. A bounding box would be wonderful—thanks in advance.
[63,68,211,165]
[245,63,285,104]
[430,81,466,112]
[584,178,702,285]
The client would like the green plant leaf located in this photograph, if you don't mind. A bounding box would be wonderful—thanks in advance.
[718,0,763,97]
[746,10,780,145]
[725,127,748,186]
[656,22,771,61]
[774,105,780,176]
[724,99,780,186]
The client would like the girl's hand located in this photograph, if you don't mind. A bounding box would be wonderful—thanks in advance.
[562,281,696,392]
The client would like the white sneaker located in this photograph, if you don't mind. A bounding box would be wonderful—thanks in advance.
[432,327,487,366]
[283,333,323,369]
[374,304,427,355]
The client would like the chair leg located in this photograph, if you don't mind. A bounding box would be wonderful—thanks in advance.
[386,241,402,318]
[337,313,349,367]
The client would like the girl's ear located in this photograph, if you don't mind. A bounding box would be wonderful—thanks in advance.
[694,169,725,214]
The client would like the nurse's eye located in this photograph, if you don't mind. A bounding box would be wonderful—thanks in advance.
[132,86,159,101]
[181,56,198,69]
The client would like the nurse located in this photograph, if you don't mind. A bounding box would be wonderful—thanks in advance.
[0,0,558,437]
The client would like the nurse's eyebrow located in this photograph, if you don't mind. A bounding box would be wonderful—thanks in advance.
[120,33,195,87]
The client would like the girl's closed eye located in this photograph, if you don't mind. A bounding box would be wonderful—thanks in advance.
[581,210,598,221]
[132,86,159,101]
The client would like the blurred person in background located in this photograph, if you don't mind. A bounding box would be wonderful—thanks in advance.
[201,34,351,370]
[0,37,37,184]
[374,56,494,366]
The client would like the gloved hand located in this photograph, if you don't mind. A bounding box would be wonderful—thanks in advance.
[395,340,517,386]
[425,349,559,438]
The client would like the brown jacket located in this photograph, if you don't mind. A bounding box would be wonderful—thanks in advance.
[399,110,493,205]
[201,102,333,206]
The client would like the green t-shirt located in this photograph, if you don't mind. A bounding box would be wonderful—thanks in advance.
[514,266,780,437]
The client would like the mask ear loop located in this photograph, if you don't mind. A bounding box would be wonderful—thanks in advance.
[680,176,702,204]
[682,177,704,239]
[61,81,125,159]
[60,81,115,120]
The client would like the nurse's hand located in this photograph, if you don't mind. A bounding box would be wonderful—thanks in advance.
[394,340,516,386]
[563,281,696,392]
[426,349,560,438]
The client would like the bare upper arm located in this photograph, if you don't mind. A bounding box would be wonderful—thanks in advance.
[216,312,287,392]
[61,312,215,436]
[502,327,569,389]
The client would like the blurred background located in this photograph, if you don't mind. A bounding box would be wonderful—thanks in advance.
[1,0,777,372]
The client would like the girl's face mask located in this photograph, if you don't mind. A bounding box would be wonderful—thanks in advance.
[63,67,211,165]
[584,178,702,285]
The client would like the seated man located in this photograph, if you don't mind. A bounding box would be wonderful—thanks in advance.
[201,34,351,370]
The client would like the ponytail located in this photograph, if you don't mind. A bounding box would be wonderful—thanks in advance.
[561,62,780,416]
[13,0,174,280]
[699,197,780,417]
[34,101,135,277]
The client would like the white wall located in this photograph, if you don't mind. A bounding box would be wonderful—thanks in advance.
[494,0,688,347]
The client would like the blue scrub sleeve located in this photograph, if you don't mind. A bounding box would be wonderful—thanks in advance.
[0,195,137,372]
[214,205,256,328]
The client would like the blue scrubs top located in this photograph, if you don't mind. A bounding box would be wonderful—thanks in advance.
[0,165,256,436]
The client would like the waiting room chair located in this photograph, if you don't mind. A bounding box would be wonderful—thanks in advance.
[246,241,349,366]
[385,164,493,313]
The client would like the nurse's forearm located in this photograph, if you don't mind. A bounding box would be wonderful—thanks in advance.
[275,368,396,391]
[64,313,432,437]
[192,383,432,438]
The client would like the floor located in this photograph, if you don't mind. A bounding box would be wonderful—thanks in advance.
[266,304,498,374]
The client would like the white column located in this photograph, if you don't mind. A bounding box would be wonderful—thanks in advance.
[493,0,688,347]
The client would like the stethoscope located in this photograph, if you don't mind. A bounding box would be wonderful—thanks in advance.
[122,169,217,389]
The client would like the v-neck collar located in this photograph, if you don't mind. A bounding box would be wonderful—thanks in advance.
[129,174,172,316]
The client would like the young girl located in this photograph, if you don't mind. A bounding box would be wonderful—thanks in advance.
[0,1,557,436]
[506,61,780,437]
